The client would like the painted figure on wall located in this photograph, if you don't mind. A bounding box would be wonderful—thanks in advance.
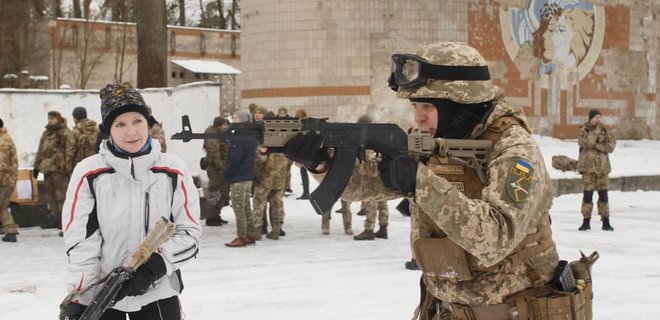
[503,0,601,77]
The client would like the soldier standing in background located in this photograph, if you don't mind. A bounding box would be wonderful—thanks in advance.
[66,107,99,175]
[321,199,353,235]
[294,108,311,200]
[0,118,19,242]
[33,111,71,230]
[203,116,230,226]
[277,107,295,194]
[577,109,616,231]
[284,42,569,319]
[252,142,292,240]
[224,111,257,247]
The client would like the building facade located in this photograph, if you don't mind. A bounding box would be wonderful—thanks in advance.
[239,0,660,139]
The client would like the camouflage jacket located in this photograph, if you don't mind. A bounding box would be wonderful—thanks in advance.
[319,99,559,306]
[254,151,292,190]
[0,127,18,187]
[203,125,228,170]
[150,122,167,153]
[66,118,99,174]
[34,119,71,173]
[577,122,615,174]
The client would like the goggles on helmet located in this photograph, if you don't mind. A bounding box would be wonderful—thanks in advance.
[388,54,491,91]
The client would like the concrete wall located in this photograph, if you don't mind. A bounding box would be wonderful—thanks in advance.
[240,0,660,138]
[0,82,220,175]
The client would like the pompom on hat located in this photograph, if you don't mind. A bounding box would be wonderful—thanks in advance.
[100,82,149,133]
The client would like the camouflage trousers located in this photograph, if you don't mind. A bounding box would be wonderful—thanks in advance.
[252,185,286,231]
[0,186,18,234]
[581,173,609,218]
[230,181,253,237]
[44,172,68,215]
[322,200,352,230]
[361,200,389,231]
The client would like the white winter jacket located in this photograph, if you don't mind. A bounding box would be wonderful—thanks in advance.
[62,139,202,312]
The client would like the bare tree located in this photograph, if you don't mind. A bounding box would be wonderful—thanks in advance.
[229,0,240,30]
[136,0,167,88]
[73,0,82,18]
[178,0,185,25]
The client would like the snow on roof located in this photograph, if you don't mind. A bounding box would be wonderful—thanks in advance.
[171,59,241,75]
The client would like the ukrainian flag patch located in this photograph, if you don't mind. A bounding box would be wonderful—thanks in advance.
[504,159,534,205]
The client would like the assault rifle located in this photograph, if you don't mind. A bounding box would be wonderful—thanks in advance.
[59,217,176,320]
[171,115,491,214]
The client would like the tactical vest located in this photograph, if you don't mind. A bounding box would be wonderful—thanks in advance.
[414,115,554,284]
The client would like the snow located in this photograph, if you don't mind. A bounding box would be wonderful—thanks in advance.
[1,137,660,319]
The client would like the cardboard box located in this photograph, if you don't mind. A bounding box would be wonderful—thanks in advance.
[10,169,39,205]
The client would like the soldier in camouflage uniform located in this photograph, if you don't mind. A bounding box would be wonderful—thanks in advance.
[203,116,230,226]
[34,111,71,230]
[577,109,615,231]
[252,147,292,240]
[66,107,99,175]
[321,199,353,235]
[0,118,19,242]
[285,42,568,319]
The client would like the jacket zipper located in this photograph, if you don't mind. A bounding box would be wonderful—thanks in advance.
[144,192,150,235]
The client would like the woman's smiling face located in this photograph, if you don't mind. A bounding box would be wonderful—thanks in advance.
[109,111,149,153]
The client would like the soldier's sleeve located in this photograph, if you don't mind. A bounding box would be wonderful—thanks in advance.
[577,126,597,149]
[65,131,77,174]
[596,128,616,154]
[205,138,224,168]
[33,131,47,169]
[414,125,554,267]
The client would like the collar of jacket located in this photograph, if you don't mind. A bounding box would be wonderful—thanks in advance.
[99,138,162,181]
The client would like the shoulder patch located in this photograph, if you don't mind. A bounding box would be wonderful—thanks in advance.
[504,159,534,205]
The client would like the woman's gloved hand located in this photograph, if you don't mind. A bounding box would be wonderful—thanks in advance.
[114,253,166,302]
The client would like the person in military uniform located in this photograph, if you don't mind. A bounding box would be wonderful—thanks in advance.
[66,106,99,176]
[146,106,167,153]
[285,42,569,319]
[577,109,615,231]
[321,199,353,236]
[0,118,19,242]
[34,110,71,230]
[353,200,389,240]
[203,116,230,226]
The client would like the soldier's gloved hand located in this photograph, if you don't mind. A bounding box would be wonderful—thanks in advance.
[115,253,166,302]
[370,142,418,195]
[283,132,329,170]
[64,302,86,320]
[32,168,39,179]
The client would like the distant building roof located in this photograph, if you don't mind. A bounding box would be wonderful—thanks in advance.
[171,59,241,75]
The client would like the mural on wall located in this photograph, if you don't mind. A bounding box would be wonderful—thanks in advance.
[501,0,604,80]
[498,0,606,136]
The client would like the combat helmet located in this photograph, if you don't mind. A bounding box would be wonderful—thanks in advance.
[391,42,497,104]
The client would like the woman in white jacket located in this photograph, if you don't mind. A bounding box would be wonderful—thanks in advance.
[62,82,202,320]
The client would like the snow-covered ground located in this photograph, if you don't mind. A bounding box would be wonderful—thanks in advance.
[1,136,659,319]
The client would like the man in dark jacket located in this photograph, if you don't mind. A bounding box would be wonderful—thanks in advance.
[224,111,257,247]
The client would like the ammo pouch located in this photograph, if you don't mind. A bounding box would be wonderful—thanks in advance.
[512,251,598,320]
[413,237,473,281]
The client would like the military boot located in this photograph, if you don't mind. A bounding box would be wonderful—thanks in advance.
[356,209,367,216]
[353,229,375,241]
[578,218,591,231]
[225,237,246,247]
[374,225,388,239]
[267,224,281,240]
[1,233,17,243]
[405,259,419,270]
[602,217,614,231]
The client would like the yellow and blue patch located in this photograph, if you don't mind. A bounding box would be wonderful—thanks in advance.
[504,159,534,206]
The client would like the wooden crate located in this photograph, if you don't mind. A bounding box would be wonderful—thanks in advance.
[10,169,39,205]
